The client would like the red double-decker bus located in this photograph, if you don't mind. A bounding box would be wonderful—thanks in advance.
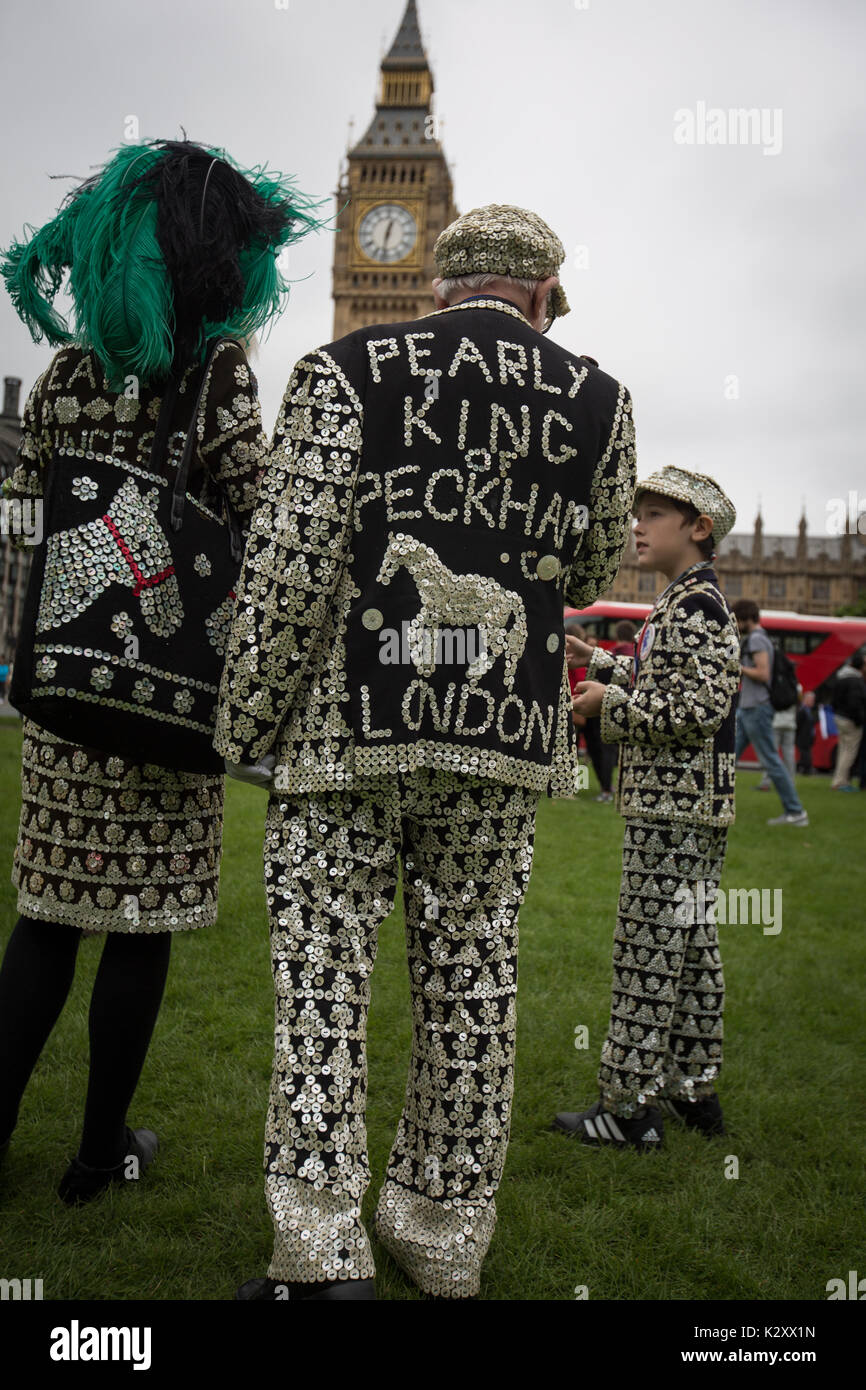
[564,601,866,771]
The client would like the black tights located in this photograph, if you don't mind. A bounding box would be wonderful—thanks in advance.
[0,915,171,1166]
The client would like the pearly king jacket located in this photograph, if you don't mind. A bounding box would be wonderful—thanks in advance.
[587,564,740,827]
[214,296,636,797]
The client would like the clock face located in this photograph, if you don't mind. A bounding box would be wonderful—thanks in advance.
[358,203,417,263]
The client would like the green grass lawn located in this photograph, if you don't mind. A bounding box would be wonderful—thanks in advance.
[0,720,863,1301]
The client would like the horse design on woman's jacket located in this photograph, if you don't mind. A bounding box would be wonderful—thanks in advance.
[37,477,183,637]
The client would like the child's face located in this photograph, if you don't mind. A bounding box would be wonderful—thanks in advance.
[632,494,709,576]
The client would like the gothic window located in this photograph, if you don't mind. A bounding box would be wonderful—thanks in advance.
[768,577,786,599]
[724,575,742,597]
[812,579,830,600]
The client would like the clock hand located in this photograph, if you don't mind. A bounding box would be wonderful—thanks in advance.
[384,219,394,246]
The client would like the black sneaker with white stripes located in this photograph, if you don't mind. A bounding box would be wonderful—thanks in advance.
[552,1098,664,1151]
[656,1092,726,1137]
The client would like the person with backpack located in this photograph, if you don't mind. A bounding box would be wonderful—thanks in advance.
[730,599,808,826]
[756,686,800,789]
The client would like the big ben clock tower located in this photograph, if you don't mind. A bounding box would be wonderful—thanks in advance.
[331,0,458,337]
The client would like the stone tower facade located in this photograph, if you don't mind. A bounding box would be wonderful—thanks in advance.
[331,0,457,338]
[604,510,866,617]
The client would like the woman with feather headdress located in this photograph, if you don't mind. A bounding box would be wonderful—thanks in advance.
[0,139,326,1204]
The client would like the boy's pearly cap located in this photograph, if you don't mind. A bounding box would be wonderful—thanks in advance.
[633,466,736,543]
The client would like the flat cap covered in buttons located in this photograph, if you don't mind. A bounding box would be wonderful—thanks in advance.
[434,204,571,322]
[633,466,736,544]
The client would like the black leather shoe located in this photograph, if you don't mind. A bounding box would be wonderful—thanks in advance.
[235,1276,377,1300]
[58,1127,159,1205]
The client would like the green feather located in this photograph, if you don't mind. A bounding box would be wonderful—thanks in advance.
[2,142,331,386]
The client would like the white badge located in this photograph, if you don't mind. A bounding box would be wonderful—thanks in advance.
[639,622,656,659]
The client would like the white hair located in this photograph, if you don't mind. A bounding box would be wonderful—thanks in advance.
[436,271,544,302]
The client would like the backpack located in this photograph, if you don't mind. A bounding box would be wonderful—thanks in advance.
[768,641,799,711]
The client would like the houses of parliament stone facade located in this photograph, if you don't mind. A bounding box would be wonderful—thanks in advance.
[604,511,866,616]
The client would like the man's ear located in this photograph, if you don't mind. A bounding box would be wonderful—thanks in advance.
[692,513,715,543]
[531,275,559,329]
[431,276,449,311]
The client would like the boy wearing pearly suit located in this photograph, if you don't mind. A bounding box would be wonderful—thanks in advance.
[557,467,740,1150]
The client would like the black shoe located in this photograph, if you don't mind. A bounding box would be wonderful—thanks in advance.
[235,1276,377,1301]
[58,1127,159,1206]
[553,1098,664,1151]
[657,1092,726,1136]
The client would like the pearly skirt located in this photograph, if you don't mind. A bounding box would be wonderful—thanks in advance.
[11,717,224,933]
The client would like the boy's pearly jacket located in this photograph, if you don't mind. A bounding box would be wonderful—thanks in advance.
[588,564,740,827]
[214,296,636,797]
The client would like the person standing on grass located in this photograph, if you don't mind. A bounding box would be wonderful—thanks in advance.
[214,204,636,1300]
[828,651,866,791]
[795,689,817,775]
[732,599,808,825]
[756,699,798,790]
[553,467,740,1150]
[0,139,324,1201]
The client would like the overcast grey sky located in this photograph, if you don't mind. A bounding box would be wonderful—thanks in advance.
[1,0,863,536]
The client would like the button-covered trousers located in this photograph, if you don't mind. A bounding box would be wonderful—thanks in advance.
[261,770,539,1299]
[598,817,728,1117]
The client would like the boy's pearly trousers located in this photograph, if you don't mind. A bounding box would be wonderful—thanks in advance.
[598,816,728,1118]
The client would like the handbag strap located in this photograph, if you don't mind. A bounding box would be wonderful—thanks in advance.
[165,337,245,564]
[170,337,226,527]
[146,377,182,475]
